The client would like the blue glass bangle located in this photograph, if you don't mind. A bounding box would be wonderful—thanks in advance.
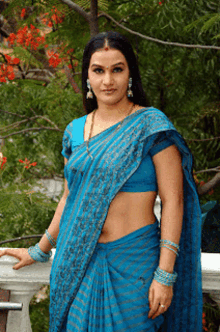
[28,243,52,262]
[153,266,177,286]
[45,229,57,247]
[160,244,179,256]
[160,239,179,251]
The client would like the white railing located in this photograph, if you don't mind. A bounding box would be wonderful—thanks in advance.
[0,249,55,332]
[0,249,220,332]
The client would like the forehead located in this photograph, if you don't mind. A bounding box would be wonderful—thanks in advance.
[89,49,128,66]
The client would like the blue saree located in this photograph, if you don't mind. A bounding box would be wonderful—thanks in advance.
[49,107,202,332]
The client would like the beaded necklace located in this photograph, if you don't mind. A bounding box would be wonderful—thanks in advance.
[86,103,135,159]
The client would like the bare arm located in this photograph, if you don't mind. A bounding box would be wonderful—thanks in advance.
[38,157,69,253]
[153,145,184,273]
[0,158,69,269]
[148,144,184,319]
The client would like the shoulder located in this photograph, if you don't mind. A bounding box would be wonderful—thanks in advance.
[141,107,176,135]
[65,114,87,133]
[63,114,87,141]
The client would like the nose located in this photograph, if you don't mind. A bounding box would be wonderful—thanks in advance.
[103,71,113,86]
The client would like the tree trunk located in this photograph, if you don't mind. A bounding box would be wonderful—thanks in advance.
[89,0,99,37]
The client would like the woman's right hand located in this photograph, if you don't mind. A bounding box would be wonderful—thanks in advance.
[0,248,35,270]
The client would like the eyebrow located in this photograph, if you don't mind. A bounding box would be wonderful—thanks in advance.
[91,62,125,68]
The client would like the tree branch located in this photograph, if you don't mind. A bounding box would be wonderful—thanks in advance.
[64,65,81,93]
[99,12,220,51]
[26,69,55,78]
[0,119,30,132]
[186,137,220,142]
[89,0,99,36]
[0,127,62,139]
[59,0,90,22]
[194,166,220,174]
[0,114,60,132]
[197,172,220,196]
[25,76,51,84]
[0,109,27,118]
[0,26,9,38]
[0,235,43,246]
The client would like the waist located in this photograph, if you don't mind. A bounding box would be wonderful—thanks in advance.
[97,220,160,249]
[98,216,157,243]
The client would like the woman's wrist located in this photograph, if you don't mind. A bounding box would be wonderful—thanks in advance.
[28,243,52,262]
[38,234,53,254]
[158,263,174,274]
[153,266,177,286]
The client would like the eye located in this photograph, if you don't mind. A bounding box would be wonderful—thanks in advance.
[113,67,123,73]
[93,68,103,74]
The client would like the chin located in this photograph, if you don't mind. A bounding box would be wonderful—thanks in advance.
[101,95,127,106]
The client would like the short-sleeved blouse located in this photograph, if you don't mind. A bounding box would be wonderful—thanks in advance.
[61,114,174,192]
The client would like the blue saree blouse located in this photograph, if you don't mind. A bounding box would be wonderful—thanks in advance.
[61,115,173,193]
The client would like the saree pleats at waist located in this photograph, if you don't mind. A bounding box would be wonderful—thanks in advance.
[61,222,164,332]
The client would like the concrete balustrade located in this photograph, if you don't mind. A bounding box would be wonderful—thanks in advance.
[0,249,55,332]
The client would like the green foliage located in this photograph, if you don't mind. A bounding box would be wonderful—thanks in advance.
[30,286,50,332]
[0,79,83,182]
[203,294,220,332]
[13,46,45,68]
[75,0,109,11]
[0,183,58,248]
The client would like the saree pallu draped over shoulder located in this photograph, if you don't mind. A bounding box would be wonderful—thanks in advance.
[49,107,203,332]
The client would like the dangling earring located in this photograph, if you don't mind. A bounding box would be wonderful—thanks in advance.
[86,79,93,99]
[127,77,133,98]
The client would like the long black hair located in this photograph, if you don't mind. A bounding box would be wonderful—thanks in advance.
[82,31,150,114]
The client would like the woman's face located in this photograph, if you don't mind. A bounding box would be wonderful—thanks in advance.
[88,48,130,107]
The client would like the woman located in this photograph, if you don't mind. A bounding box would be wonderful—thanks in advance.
[0,31,202,332]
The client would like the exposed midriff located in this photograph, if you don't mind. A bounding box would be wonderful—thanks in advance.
[98,190,157,243]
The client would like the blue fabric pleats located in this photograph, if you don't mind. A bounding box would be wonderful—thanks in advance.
[62,221,164,332]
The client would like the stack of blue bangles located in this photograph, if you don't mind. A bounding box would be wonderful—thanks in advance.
[28,229,57,263]
[153,239,180,286]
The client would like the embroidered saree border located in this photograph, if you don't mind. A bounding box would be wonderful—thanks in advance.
[49,107,202,332]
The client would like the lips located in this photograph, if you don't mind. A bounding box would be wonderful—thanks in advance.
[102,89,116,93]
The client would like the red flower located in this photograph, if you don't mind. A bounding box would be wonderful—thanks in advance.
[0,62,16,83]
[7,65,14,73]
[13,58,20,65]
[0,155,7,170]
[48,51,62,68]
[19,158,37,169]
[21,8,26,18]
[48,21,53,27]
[67,48,74,54]
[7,72,15,80]
[159,1,162,4]
[5,54,12,63]
[202,312,208,331]
[7,25,46,51]
[8,33,16,45]
[208,188,214,195]
[0,77,6,83]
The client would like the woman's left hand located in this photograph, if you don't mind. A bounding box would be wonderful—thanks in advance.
[148,279,173,319]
